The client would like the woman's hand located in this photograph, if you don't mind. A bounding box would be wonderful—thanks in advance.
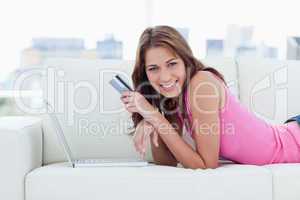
[133,120,159,158]
[120,91,157,117]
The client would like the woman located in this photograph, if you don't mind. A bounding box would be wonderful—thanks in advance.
[120,25,300,169]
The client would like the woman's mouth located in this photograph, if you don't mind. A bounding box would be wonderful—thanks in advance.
[160,80,179,92]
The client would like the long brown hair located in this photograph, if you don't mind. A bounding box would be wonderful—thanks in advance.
[131,25,225,135]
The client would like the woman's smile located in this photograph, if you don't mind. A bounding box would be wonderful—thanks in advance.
[160,80,179,92]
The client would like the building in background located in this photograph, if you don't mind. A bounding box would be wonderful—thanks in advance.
[32,38,85,51]
[21,35,125,68]
[206,39,223,58]
[21,38,85,67]
[224,24,255,58]
[234,43,278,59]
[236,45,257,58]
[223,24,278,59]
[287,37,300,60]
[176,27,189,42]
[260,43,278,58]
[96,35,123,59]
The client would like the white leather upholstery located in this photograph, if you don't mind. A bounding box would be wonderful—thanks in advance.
[26,162,272,200]
[264,164,300,200]
[40,58,141,165]
[236,58,300,124]
[202,57,239,98]
[0,116,42,200]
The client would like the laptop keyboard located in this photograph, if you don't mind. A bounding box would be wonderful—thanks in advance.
[75,158,144,164]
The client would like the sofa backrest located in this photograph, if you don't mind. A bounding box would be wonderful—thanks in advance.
[41,58,137,164]
[40,57,239,165]
[201,57,239,98]
[236,58,300,124]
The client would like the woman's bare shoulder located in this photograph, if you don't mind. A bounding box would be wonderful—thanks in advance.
[189,70,225,109]
[189,70,222,90]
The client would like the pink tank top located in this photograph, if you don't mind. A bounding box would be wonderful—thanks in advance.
[177,72,300,165]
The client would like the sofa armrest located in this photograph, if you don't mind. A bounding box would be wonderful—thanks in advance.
[0,116,42,200]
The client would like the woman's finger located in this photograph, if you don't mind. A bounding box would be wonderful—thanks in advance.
[133,135,139,153]
[125,105,138,113]
[142,130,150,153]
[138,130,147,155]
[125,102,135,107]
[121,91,132,98]
[121,96,133,102]
[121,98,133,106]
[143,132,150,158]
[152,131,159,147]
[133,129,143,154]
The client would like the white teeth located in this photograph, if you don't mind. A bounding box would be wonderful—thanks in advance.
[162,82,175,88]
[161,80,178,88]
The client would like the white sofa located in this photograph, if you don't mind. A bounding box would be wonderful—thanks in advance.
[1,58,300,200]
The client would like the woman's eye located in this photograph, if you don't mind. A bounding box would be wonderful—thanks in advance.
[169,62,177,67]
[148,67,157,71]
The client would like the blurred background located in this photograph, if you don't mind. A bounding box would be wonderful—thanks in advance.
[1,0,300,115]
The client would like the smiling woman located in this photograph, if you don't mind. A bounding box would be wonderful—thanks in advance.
[126,25,226,169]
[120,25,300,169]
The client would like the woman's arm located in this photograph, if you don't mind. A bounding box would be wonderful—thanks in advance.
[145,114,208,169]
[144,72,221,169]
[134,120,178,166]
[150,130,178,166]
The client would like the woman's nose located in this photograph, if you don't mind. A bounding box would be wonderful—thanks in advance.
[159,68,172,82]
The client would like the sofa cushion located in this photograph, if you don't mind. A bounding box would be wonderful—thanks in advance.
[263,164,300,200]
[26,162,272,200]
[0,116,42,200]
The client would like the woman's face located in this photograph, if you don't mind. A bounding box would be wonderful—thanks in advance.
[145,47,186,98]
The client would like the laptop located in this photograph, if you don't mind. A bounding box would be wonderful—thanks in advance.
[43,100,149,168]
